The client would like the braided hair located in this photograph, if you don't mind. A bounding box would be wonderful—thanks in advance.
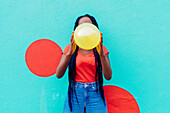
[68,14,106,111]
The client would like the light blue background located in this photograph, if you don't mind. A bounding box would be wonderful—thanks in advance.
[0,0,169,113]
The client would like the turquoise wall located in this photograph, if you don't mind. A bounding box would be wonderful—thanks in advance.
[0,0,169,113]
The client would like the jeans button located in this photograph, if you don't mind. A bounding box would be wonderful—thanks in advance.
[85,84,88,88]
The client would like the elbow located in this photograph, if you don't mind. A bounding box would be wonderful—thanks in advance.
[56,74,62,79]
[56,67,66,79]
[106,76,112,81]
[56,71,63,79]
[56,70,62,79]
[105,70,112,81]
[55,68,61,79]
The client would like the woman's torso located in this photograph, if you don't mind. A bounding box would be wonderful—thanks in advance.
[62,44,109,83]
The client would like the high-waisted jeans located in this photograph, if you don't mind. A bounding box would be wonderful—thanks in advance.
[63,81,108,113]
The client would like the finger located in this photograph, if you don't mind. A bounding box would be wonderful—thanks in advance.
[72,31,74,35]
[71,31,74,36]
[101,42,103,46]
[101,42,103,49]
[71,34,74,42]
[101,36,103,43]
[100,32,103,39]
[71,38,75,44]
[72,38,74,42]
[71,37,73,42]
[71,38,73,43]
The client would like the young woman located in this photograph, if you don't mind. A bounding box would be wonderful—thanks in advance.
[56,14,112,113]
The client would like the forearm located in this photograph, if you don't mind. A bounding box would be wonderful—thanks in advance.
[56,54,72,78]
[100,54,112,80]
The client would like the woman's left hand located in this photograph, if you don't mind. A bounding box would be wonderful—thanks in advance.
[99,32,105,56]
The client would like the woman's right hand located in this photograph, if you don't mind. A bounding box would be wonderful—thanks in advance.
[67,31,75,56]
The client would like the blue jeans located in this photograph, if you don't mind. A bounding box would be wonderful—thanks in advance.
[63,81,108,113]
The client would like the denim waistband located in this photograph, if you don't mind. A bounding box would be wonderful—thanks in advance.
[73,81,100,88]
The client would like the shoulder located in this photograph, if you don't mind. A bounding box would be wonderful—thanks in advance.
[103,45,109,54]
[65,44,70,49]
[103,45,107,50]
[62,44,70,54]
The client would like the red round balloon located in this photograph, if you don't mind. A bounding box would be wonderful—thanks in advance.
[25,39,62,77]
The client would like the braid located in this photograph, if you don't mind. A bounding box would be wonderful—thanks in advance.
[68,46,79,112]
[93,48,106,106]
[93,48,99,93]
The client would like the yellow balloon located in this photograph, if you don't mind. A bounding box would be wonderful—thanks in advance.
[74,23,101,50]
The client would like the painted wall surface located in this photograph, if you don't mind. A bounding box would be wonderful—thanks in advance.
[0,0,169,113]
